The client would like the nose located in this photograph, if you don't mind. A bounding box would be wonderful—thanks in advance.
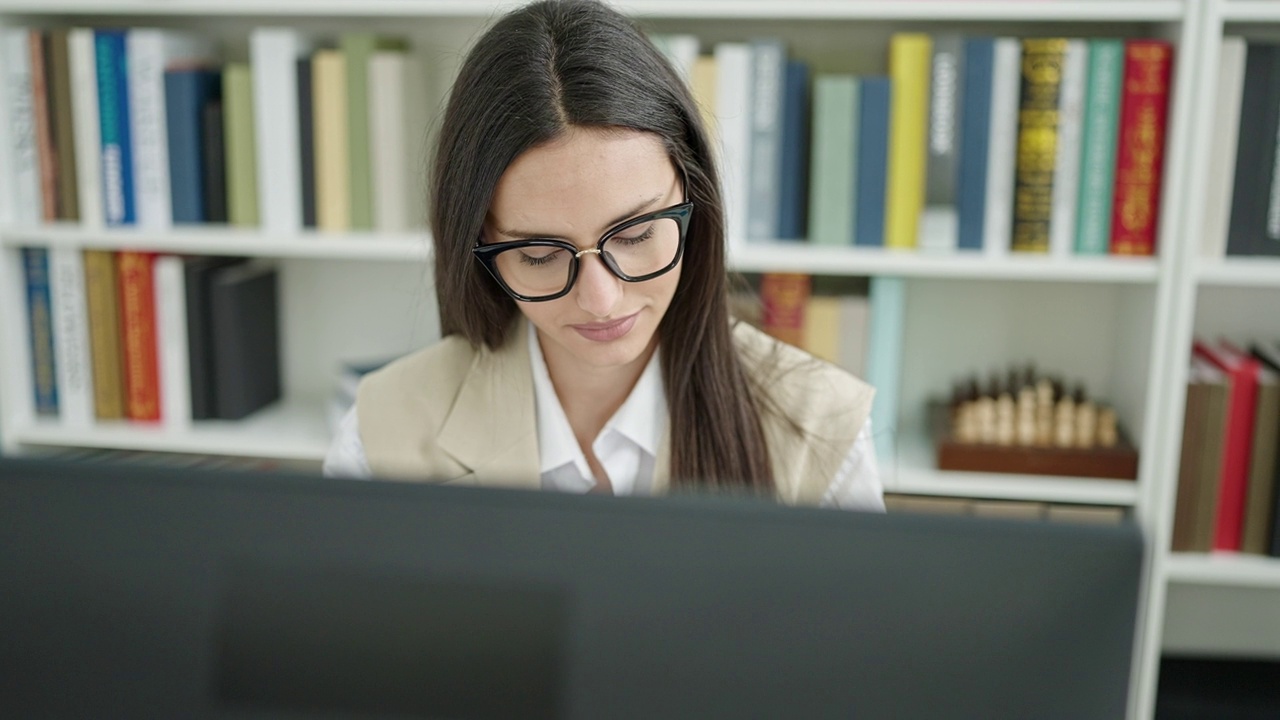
[573,250,622,317]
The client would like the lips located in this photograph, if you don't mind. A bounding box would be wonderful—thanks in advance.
[571,312,639,342]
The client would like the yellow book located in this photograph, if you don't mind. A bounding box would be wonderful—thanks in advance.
[313,49,350,232]
[691,55,719,146]
[803,296,841,364]
[884,33,931,250]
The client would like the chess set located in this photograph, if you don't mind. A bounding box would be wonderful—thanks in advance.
[932,366,1139,480]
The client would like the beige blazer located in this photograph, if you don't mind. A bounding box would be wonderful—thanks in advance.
[356,320,875,505]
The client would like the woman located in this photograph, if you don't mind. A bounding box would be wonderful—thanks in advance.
[324,0,882,510]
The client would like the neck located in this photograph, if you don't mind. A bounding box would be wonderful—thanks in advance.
[538,332,656,445]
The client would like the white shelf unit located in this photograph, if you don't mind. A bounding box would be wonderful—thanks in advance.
[0,2,1216,719]
[1165,553,1280,589]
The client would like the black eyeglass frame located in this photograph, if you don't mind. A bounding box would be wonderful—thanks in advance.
[473,200,694,303]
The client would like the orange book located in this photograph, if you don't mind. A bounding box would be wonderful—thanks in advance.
[1109,40,1172,256]
[118,251,161,422]
[760,273,810,348]
[29,30,58,222]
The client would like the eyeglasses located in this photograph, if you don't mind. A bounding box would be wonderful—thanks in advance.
[473,201,694,302]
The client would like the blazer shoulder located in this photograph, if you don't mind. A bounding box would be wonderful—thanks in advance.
[357,334,478,428]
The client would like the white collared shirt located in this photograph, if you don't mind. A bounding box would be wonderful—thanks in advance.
[324,327,884,511]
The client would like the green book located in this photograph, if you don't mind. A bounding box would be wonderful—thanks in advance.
[1074,39,1124,255]
[808,75,859,245]
[224,63,259,227]
[341,33,406,231]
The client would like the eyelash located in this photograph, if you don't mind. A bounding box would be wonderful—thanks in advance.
[517,225,655,267]
[611,226,655,246]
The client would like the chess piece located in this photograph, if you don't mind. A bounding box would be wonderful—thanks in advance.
[996,390,1015,446]
[977,395,997,444]
[1035,378,1054,446]
[1075,397,1097,449]
[1097,406,1118,448]
[1016,383,1036,446]
[1054,391,1076,448]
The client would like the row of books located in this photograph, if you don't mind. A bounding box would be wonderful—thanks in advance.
[654,33,1172,256]
[1172,340,1280,556]
[1204,39,1280,258]
[731,273,871,378]
[20,247,281,428]
[0,27,424,233]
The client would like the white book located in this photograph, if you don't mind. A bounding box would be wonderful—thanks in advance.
[127,29,215,230]
[68,28,104,229]
[982,37,1021,259]
[48,247,95,428]
[1049,39,1088,260]
[714,42,752,251]
[153,255,191,429]
[747,38,785,242]
[252,27,313,235]
[3,29,42,226]
[651,33,699,84]
[369,50,427,233]
[837,294,871,379]
[1203,37,1247,260]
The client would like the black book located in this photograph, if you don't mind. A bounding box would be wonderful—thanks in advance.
[297,57,317,229]
[201,97,228,224]
[1227,43,1280,257]
[184,256,246,420]
[1250,341,1280,557]
[210,263,282,420]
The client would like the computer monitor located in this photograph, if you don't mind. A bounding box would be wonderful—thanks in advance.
[0,457,1142,719]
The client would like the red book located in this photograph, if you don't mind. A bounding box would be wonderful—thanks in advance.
[1109,39,1173,257]
[28,30,58,223]
[1193,340,1261,552]
[760,273,810,349]
[118,251,161,422]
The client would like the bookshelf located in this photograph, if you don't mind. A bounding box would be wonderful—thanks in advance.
[0,1,1260,719]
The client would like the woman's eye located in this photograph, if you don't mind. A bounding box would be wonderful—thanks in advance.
[613,226,655,245]
[518,248,565,267]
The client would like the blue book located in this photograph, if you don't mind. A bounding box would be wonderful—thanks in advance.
[95,30,135,227]
[855,77,891,247]
[777,60,810,240]
[22,248,59,417]
[956,38,995,251]
[866,275,905,465]
[746,38,787,241]
[165,69,221,224]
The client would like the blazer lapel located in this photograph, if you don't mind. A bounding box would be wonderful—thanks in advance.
[436,321,542,490]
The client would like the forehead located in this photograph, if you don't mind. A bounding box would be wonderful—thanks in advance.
[489,127,675,236]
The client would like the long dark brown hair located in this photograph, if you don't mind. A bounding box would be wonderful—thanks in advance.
[431,0,773,491]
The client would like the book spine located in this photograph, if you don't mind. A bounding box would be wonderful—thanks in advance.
[200,90,227,223]
[223,63,259,227]
[808,75,857,246]
[369,50,410,233]
[836,293,871,378]
[713,42,752,247]
[49,29,79,221]
[29,30,57,223]
[885,33,931,250]
[866,275,906,466]
[48,247,94,427]
[1074,39,1125,255]
[691,55,719,149]
[165,70,212,223]
[1171,369,1207,552]
[919,33,963,252]
[82,249,125,420]
[760,273,810,349]
[297,57,316,228]
[95,29,135,227]
[1202,37,1247,260]
[1048,40,1087,259]
[118,250,161,422]
[802,295,840,363]
[342,33,377,231]
[127,30,168,229]
[252,28,309,234]
[983,38,1022,258]
[184,257,241,421]
[650,33,699,83]
[855,77,891,247]
[68,27,103,228]
[746,38,786,241]
[1241,377,1279,554]
[956,37,994,252]
[776,60,810,241]
[312,50,350,232]
[153,255,191,429]
[22,247,59,416]
[3,29,42,226]
[1109,40,1173,257]
[1011,38,1067,254]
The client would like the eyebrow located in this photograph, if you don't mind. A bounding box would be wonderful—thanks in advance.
[495,193,665,240]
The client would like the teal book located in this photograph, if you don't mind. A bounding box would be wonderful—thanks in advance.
[1074,39,1124,255]
[866,276,905,466]
[807,75,858,245]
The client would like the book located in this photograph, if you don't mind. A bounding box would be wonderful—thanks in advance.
[885,33,931,251]
[1193,340,1262,552]
[982,38,1022,259]
[919,33,963,253]
[1110,40,1173,256]
[855,77,891,248]
[1241,363,1278,555]
[341,33,404,232]
[1048,39,1087,260]
[713,42,752,247]
[746,38,786,242]
[252,28,313,234]
[68,27,103,228]
[95,29,135,227]
[118,251,161,422]
[200,95,227,223]
[866,276,906,465]
[164,68,220,223]
[1202,37,1247,260]
[1011,38,1067,253]
[153,256,192,429]
[1227,42,1280,257]
[956,37,995,252]
[223,63,258,227]
[1249,342,1280,557]
[802,295,841,365]
[183,256,245,421]
[1074,39,1125,256]
[297,57,316,228]
[29,30,57,223]
[2,28,42,226]
[22,247,58,417]
[82,249,125,420]
[1190,357,1229,552]
[760,273,809,348]
[312,49,350,232]
[209,262,282,420]
[776,59,809,241]
[1172,358,1212,551]
[649,34,699,83]
[48,247,94,427]
[808,75,857,246]
[691,55,718,147]
[48,29,79,222]
[369,49,426,233]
